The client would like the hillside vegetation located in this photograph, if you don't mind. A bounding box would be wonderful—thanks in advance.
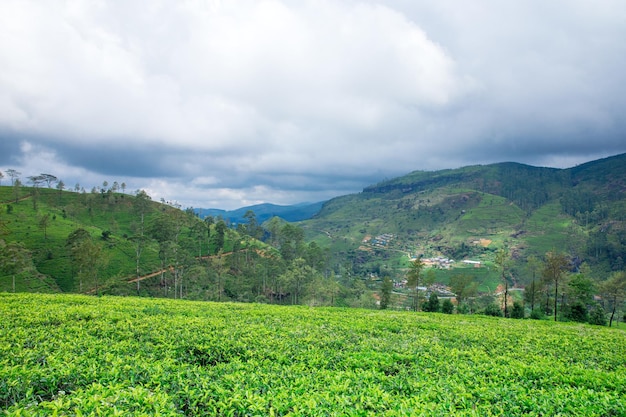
[1,293,625,416]
[302,153,626,284]
[1,154,625,320]
[0,186,230,295]
[0,184,370,307]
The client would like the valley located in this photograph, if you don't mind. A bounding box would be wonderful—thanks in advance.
[1,153,625,319]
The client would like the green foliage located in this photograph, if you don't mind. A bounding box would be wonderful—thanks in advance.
[423,292,440,312]
[530,308,545,320]
[2,293,626,416]
[1,186,314,300]
[483,303,503,317]
[542,251,570,321]
[3,152,626,317]
[210,219,227,254]
[602,271,626,327]
[568,272,595,305]
[441,298,454,314]
[379,277,392,310]
[0,240,56,293]
[406,257,425,311]
[511,301,525,319]
[449,273,478,304]
[589,303,608,326]
[569,301,590,323]
[304,154,626,288]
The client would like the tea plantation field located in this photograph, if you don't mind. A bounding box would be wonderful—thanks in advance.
[1,293,625,416]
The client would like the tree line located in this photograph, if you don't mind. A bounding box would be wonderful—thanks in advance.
[379,250,625,327]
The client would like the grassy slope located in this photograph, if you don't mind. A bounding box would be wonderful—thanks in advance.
[0,187,212,294]
[524,201,573,256]
[1,293,624,416]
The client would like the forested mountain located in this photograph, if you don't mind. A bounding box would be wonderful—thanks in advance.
[302,153,626,283]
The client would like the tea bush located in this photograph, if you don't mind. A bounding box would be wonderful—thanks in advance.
[1,293,624,416]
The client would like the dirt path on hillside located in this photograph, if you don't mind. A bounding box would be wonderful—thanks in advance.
[126,252,234,284]
[0,195,32,204]
[128,267,174,283]
[127,248,273,284]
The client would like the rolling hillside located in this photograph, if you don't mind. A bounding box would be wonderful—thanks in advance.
[0,185,370,308]
[0,186,268,296]
[301,153,626,282]
[2,153,625,309]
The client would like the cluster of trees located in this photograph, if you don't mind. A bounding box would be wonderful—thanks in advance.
[0,168,128,195]
[0,240,39,293]
[379,248,625,327]
[0,169,134,213]
[197,213,372,307]
[51,192,370,306]
[520,252,625,326]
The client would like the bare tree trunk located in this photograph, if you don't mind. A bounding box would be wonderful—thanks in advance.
[217,273,221,301]
[135,252,141,294]
[504,280,509,318]
[161,266,166,296]
[554,278,559,322]
[179,272,183,299]
[174,271,178,300]
[609,296,617,327]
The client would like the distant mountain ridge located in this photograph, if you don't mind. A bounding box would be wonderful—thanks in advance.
[195,201,325,224]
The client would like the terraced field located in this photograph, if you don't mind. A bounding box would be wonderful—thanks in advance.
[1,293,625,416]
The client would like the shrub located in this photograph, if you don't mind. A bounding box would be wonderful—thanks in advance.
[566,301,589,323]
[2,293,625,415]
[423,293,440,312]
[529,309,544,320]
[441,299,454,314]
[484,304,503,317]
[511,301,525,319]
[457,303,470,314]
[589,303,607,326]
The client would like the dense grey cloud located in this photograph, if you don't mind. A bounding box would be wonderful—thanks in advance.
[1,0,625,209]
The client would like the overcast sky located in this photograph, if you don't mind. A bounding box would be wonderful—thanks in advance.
[1,1,625,209]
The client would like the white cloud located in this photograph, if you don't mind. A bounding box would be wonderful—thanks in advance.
[0,1,468,143]
[1,0,625,209]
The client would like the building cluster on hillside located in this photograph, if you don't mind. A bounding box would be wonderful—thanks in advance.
[361,233,395,249]
[397,280,456,298]
[429,283,456,297]
[414,256,482,269]
[371,233,394,248]
[422,256,455,269]
[398,279,428,291]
